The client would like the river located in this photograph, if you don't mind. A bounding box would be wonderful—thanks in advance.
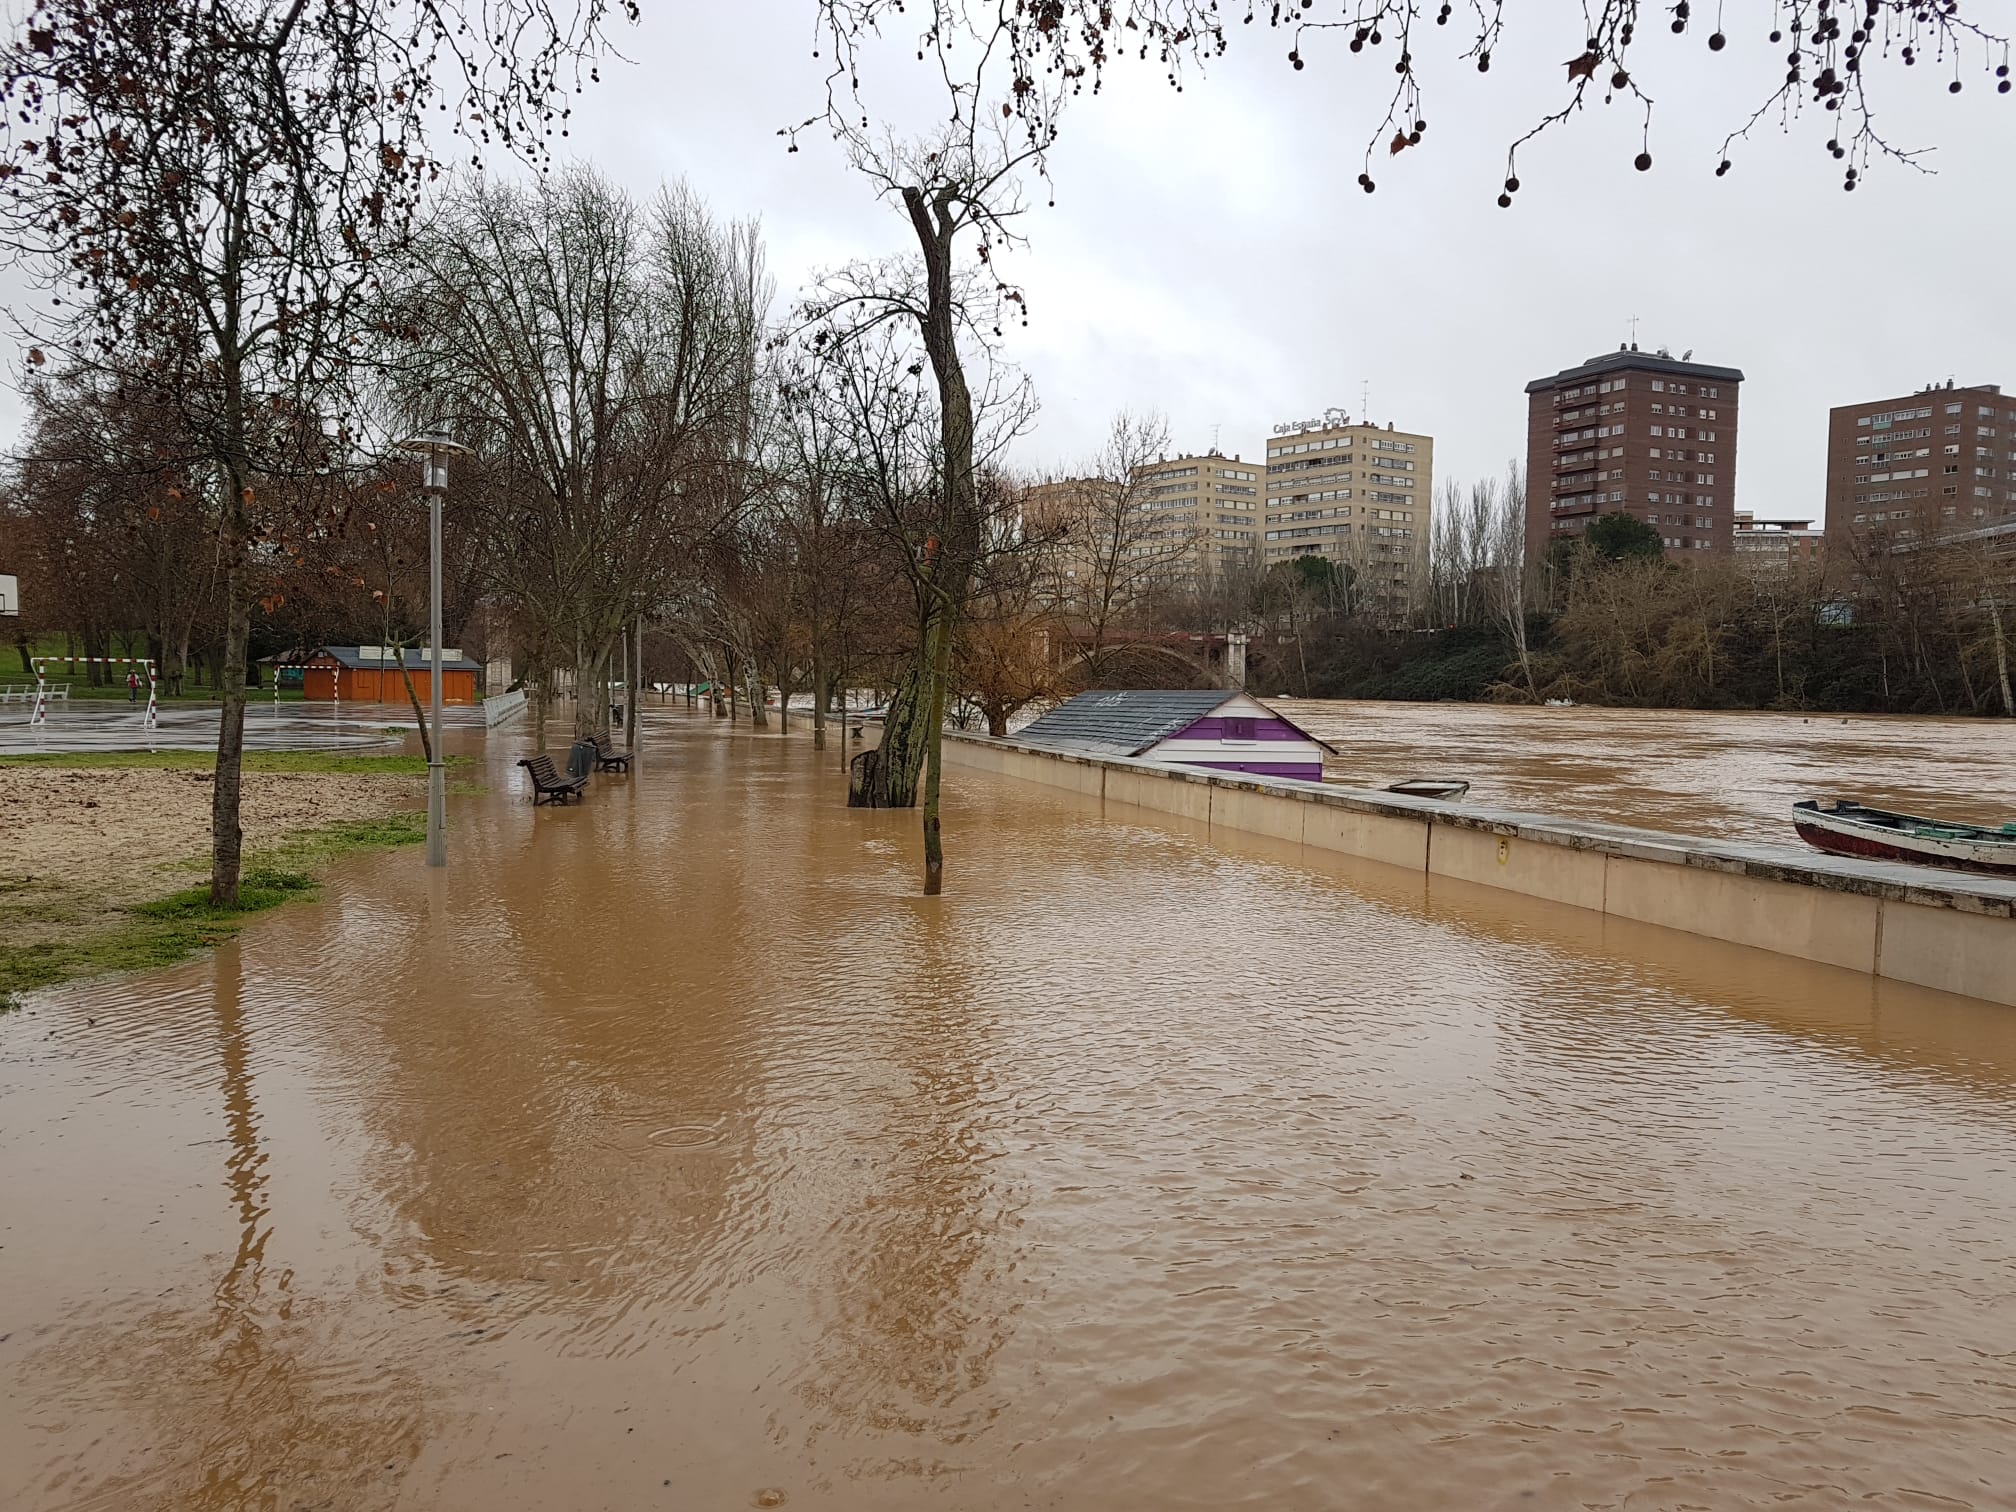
[1280,699,2016,844]
[4,705,2015,1510]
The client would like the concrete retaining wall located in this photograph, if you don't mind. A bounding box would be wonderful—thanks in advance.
[482,688,528,728]
[944,732,2016,1008]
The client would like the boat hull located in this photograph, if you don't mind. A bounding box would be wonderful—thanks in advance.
[1386,780,1471,800]
[1793,806,2016,877]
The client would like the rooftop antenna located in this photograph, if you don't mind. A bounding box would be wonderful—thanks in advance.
[1211,422,1221,454]
[1627,314,1640,346]
[1360,378,1370,424]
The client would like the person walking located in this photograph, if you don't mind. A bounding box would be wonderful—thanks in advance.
[127,669,140,704]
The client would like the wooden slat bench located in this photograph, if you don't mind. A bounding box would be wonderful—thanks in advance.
[587,732,632,773]
[518,752,588,804]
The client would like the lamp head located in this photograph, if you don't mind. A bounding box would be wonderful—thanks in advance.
[394,431,469,494]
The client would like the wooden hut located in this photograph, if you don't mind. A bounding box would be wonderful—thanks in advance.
[301,646,482,706]
[1015,690,1335,782]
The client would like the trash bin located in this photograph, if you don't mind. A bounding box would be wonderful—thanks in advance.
[566,739,596,783]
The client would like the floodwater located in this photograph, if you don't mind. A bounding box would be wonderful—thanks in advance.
[6,707,2016,1511]
[1282,699,2016,844]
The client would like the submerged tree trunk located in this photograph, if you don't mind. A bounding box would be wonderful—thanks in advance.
[921,612,954,896]
[811,644,828,751]
[849,657,927,809]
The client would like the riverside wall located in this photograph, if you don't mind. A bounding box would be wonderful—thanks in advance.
[942,732,2016,1008]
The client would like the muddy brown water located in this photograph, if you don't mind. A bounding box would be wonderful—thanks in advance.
[1280,699,2016,843]
[5,706,2016,1510]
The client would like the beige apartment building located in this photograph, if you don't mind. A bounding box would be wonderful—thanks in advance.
[1133,450,1264,586]
[1263,412,1433,620]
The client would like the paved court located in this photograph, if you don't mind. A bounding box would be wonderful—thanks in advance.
[0,700,484,756]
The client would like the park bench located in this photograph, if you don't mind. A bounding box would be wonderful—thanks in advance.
[517,751,588,805]
[587,731,632,772]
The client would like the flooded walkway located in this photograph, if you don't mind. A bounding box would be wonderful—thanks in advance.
[5,708,2016,1509]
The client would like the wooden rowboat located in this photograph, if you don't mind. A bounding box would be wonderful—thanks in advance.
[1386,779,1471,800]
[1792,799,2016,876]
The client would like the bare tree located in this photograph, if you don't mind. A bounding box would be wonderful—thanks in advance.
[0,0,635,905]
[789,94,1047,890]
[1488,465,1541,702]
[388,170,765,742]
[1045,410,1210,681]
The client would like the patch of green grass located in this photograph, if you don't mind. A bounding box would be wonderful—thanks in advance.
[0,811,428,1012]
[0,749,465,776]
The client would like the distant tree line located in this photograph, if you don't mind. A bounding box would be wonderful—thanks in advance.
[1244,472,2014,718]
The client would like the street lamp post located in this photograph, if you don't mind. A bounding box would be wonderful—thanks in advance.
[396,432,468,868]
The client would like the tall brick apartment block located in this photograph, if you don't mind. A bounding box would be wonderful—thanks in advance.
[1823,381,2016,545]
[1525,347,1742,564]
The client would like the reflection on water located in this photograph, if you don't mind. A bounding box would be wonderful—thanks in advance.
[1282,698,2016,843]
[4,709,2016,1510]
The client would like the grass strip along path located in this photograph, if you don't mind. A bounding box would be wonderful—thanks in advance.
[0,750,469,1009]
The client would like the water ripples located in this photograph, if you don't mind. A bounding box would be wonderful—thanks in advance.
[4,711,2016,1509]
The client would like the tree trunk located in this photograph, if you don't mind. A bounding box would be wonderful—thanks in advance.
[811,644,828,751]
[210,496,251,908]
[850,656,927,808]
[1986,588,2015,718]
[629,618,643,756]
[573,640,614,738]
[921,611,954,896]
[399,658,434,763]
[888,184,987,882]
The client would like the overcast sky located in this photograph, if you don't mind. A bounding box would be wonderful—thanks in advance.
[7,3,2013,523]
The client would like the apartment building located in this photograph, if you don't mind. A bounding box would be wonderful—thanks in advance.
[1132,450,1264,586]
[1524,346,1742,563]
[1732,512,1824,574]
[1263,412,1433,620]
[1823,381,2016,545]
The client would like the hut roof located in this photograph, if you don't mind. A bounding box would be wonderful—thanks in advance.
[1016,689,1338,758]
[1015,689,1223,757]
[309,645,483,673]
